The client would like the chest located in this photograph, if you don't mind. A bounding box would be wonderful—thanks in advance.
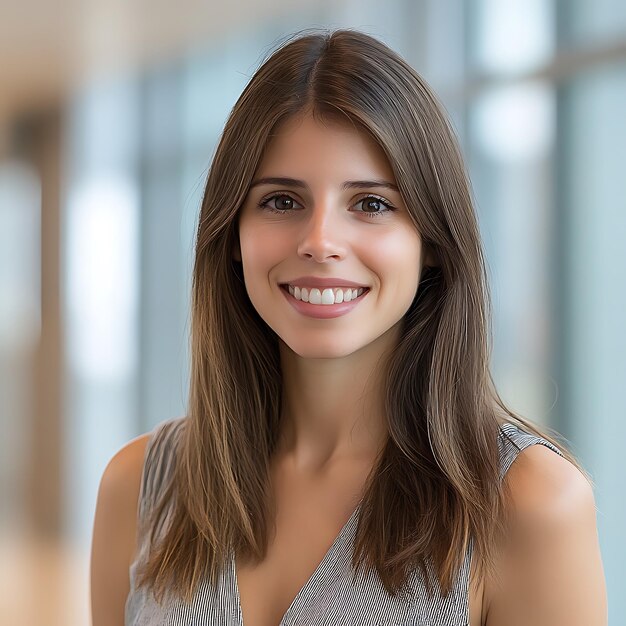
[235,461,364,626]
[235,505,357,626]
[233,460,485,626]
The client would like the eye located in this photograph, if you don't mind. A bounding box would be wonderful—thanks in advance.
[257,193,303,213]
[353,195,396,218]
[256,192,396,218]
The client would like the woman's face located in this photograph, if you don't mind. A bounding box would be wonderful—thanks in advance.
[236,112,427,359]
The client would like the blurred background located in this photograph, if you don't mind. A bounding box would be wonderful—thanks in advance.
[1,0,624,623]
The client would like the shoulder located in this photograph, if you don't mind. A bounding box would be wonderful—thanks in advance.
[91,417,186,626]
[483,440,607,625]
[94,416,186,531]
[90,431,151,625]
[98,433,152,501]
[505,441,593,522]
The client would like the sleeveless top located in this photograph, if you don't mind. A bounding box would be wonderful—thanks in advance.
[125,417,565,625]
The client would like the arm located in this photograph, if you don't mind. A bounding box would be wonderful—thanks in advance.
[484,444,607,626]
[90,434,151,626]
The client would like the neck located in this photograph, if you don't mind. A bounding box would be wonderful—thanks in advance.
[275,326,399,472]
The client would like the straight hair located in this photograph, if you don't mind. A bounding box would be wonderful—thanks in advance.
[135,28,585,604]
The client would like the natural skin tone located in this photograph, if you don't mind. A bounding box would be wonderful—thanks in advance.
[232,110,437,626]
[90,111,606,626]
[232,111,607,626]
[235,111,431,470]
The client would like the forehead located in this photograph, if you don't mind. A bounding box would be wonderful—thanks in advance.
[256,112,396,182]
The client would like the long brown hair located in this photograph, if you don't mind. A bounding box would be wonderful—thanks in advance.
[136,27,583,603]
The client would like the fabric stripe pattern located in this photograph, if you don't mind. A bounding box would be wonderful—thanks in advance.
[125,418,565,625]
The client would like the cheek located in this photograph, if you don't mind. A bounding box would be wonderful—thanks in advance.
[238,222,289,294]
[364,229,422,277]
[239,221,273,265]
[376,235,422,307]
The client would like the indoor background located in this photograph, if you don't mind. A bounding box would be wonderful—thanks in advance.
[0,0,624,624]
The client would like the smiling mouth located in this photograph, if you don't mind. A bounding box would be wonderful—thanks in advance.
[280,284,369,305]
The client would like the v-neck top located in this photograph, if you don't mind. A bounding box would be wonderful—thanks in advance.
[125,417,564,625]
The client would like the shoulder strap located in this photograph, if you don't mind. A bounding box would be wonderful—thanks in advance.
[137,416,187,525]
[497,422,564,481]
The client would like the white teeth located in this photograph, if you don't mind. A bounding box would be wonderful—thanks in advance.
[321,289,335,305]
[309,288,322,305]
[286,285,365,305]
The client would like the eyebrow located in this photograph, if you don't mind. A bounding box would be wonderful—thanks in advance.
[249,176,400,193]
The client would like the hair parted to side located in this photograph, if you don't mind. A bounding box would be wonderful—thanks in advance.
[135,27,584,603]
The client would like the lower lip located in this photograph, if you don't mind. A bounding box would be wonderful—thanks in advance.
[279,285,369,319]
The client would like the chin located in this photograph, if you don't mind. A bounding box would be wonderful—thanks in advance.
[280,336,368,360]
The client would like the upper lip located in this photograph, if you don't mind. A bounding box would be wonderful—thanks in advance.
[281,276,368,288]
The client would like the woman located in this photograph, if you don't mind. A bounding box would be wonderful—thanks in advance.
[91,29,607,625]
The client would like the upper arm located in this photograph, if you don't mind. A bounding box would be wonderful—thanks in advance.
[484,444,607,626]
[90,433,151,626]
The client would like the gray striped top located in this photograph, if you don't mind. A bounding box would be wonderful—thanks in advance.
[125,417,564,625]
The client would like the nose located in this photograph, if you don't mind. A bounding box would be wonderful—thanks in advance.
[296,201,348,262]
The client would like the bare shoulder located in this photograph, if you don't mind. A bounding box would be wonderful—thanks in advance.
[100,433,152,496]
[483,443,608,626]
[90,432,152,626]
[94,432,152,545]
[505,443,594,522]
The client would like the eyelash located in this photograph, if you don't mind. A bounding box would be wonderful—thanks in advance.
[257,193,396,219]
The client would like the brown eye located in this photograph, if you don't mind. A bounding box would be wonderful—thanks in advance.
[354,195,395,218]
[362,198,383,213]
[274,195,294,210]
[258,193,303,213]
